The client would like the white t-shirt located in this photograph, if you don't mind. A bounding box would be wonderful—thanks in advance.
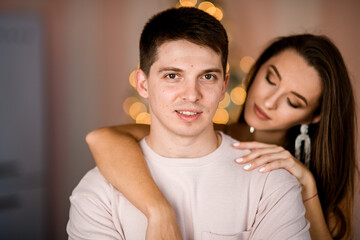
[67,132,310,239]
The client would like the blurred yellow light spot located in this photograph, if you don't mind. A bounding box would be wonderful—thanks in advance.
[231,87,247,105]
[129,102,147,120]
[213,7,223,20]
[198,2,215,13]
[129,70,136,88]
[226,62,230,73]
[218,92,230,108]
[205,6,216,15]
[213,108,229,124]
[179,0,197,7]
[239,56,255,73]
[136,112,151,125]
[123,97,139,115]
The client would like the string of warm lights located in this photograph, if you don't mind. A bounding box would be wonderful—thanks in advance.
[122,0,254,125]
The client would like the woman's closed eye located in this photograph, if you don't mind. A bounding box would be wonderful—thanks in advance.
[287,98,301,108]
[265,72,276,85]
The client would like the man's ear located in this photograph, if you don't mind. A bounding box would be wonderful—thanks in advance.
[220,73,230,101]
[135,69,149,99]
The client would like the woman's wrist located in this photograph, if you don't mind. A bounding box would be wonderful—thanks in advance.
[145,193,174,218]
[300,171,318,200]
[146,198,178,229]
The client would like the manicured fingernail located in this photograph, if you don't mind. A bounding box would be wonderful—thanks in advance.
[259,167,266,173]
[233,142,241,147]
[243,163,251,170]
[235,157,243,163]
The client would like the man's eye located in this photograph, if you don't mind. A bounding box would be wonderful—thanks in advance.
[166,73,177,79]
[203,74,215,80]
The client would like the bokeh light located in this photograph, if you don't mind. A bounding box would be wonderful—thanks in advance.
[179,0,197,7]
[230,86,247,105]
[239,56,255,73]
[128,70,136,88]
[213,108,229,124]
[213,7,223,21]
[123,97,139,115]
[218,92,230,108]
[198,2,215,14]
[129,102,147,119]
[136,112,151,125]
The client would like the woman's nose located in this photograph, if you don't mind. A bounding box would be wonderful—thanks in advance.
[264,92,279,109]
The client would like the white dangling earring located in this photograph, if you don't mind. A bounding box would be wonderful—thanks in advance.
[249,126,255,133]
[295,124,311,168]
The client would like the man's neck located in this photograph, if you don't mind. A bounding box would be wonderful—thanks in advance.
[145,126,220,158]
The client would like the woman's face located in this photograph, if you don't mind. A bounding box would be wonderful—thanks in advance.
[244,49,322,132]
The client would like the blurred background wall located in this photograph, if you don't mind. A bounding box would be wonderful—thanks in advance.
[0,0,359,239]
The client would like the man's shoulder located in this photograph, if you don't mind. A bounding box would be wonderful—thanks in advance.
[71,167,116,200]
[267,168,299,185]
[262,168,301,197]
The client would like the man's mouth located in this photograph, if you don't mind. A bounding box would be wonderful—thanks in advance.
[175,110,202,121]
[175,110,199,116]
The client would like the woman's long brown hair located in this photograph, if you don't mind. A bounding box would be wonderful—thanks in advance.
[239,34,357,239]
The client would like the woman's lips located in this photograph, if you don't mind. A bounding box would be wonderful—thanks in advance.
[254,104,271,120]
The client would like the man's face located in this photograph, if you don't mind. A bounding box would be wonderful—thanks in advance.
[136,40,229,138]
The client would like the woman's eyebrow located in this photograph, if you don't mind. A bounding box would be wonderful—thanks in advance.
[269,65,281,80]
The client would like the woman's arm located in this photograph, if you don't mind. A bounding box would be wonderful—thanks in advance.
[233,141,333,240]
[86,124,182,239]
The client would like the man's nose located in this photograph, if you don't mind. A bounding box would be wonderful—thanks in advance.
[181,79,201,102]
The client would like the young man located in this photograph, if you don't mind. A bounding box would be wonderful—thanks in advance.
[67,7,310,239]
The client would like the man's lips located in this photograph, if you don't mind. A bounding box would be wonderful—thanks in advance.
[175,110,202,122]
[254,104,271,120]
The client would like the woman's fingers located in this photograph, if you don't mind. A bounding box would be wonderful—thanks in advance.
[258,156,297,173]
[235,145,285,163]
[233,141,277,149]
[233,141,314,188]
[240,150,291,171]
[239,151,308,182]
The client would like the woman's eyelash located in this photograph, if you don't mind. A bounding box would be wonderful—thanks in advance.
[287,98,300,108]
[266,72,276,85]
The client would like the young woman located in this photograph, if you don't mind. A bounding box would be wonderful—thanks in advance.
[86,34,357,240]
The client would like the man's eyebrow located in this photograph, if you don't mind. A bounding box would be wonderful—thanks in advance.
[158,67,183,73]
[158,67,223,74]
[269,65,281,80]
[199,68,223,75]
[291,91,308,106]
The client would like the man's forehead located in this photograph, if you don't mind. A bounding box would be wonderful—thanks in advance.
[154,40,222,64]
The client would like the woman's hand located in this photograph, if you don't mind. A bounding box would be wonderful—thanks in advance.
[233,141,317,199]
[146,203,183,240]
